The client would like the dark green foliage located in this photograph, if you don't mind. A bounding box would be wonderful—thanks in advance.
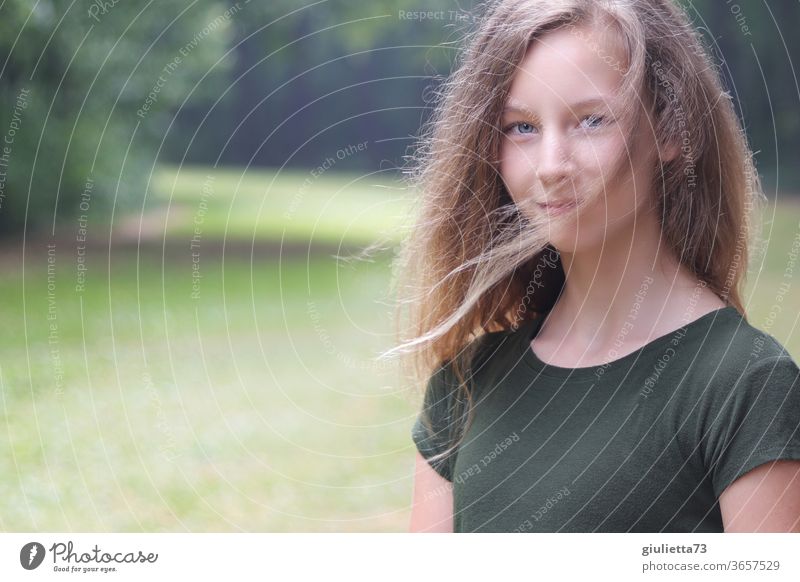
[0,0,233,235]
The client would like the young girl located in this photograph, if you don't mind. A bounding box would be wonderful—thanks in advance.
[387,0,800,532]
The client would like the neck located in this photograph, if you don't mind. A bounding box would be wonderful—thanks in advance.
[550,206,713,346]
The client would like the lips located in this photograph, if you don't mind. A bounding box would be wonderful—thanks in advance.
[537,200,577,215]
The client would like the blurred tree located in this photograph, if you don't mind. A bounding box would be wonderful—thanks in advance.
[164,0,799,193]
[162,0,472,170]
[0,0,234,236]
[1,0,795,238]
[681,0,800,189]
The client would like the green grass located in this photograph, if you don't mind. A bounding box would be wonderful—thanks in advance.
[2,164,422,531]
[744,196,800,346]
[1,165,799,531]
[137,164,416,246]
[0,248,415,532]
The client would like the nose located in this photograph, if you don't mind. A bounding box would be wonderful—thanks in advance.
[535,131,573,187]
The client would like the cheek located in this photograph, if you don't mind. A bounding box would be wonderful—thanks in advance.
[575,135,624,175]
[498,141,517,175]
[601,148,656,213]
[498,146,529,198]
[573,138,633,203]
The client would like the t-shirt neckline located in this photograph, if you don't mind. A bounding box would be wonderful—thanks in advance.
[515,305,739,382]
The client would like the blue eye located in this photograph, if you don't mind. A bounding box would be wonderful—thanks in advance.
[580,114,606,129]
[504,122,536,135]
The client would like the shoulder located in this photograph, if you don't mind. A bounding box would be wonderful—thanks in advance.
[675,310,799,410]
[689,308,795,367]
[691,320,800,500]
[426,322,526,396]
[459,321,529,375]
[695,312,800,407]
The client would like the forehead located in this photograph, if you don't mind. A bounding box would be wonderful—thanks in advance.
[503,96,611,114]
[505,24,628,109]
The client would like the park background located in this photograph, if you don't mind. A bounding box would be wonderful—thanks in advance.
[0,0,798,531]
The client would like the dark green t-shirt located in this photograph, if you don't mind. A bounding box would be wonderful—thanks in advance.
[412,306,800,532]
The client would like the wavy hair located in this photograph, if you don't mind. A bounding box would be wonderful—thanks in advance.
[383,0,765,465]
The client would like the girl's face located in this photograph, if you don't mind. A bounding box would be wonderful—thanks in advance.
[498,24,663,254]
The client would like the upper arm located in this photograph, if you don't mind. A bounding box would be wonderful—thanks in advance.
[409,451,454,532]
[702,354,800,505]
[719,459,800,532]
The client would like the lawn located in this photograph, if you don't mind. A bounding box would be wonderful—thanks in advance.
[137,164,416,247]
[2,165,417,532]
[1,165,798,531]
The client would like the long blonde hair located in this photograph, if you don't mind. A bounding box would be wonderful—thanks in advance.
[384,0,765,465]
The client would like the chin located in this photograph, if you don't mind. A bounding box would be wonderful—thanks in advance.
[547,227,605,255]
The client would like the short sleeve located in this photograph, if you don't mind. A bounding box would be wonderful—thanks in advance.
[705,353,800,499]
[411,362,463,482]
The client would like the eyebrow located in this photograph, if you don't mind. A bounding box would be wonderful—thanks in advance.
[502,97,611,115]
